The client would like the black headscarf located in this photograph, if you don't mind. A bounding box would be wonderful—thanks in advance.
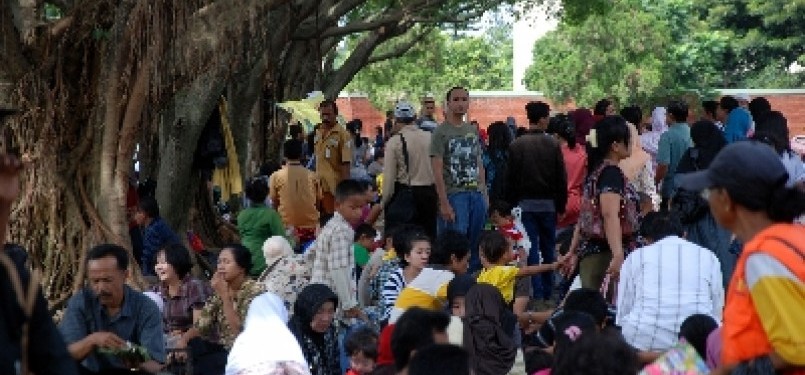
[463,284,516,375]
[288,284,340,375]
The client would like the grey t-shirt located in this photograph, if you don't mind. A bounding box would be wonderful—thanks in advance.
[429,122,482,195]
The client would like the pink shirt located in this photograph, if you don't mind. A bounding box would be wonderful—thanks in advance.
[559,144,587,228]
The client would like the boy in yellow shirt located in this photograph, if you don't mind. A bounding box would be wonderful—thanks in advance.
[477,230,556,304]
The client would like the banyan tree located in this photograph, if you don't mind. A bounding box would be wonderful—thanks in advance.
[0,0,518,306]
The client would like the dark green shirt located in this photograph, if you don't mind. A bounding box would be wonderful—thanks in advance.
[237,204,286,276]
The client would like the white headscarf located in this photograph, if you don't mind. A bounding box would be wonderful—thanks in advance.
[640,107,668,160]
[225,292,310,375]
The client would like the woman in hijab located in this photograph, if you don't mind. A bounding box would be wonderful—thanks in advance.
[226,293,311,375]
[463,284,517,375]
[640,107,668,168]
[571,108,595,146]
[288,284,341,375]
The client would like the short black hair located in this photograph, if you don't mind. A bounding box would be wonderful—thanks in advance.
[719,96,739,113]
[679,314,718,361]
[593,99,612,116]
[525,349,554,374]
[754,111,790,153]
[639,211,684,242]
[619,105,642,126]
[667,100,689,123]
[408,344,470,375]
[284,139,304,160]
[488,200,513,218]
[748,97,772,121]
[245,178,269,203]
[553,333,639,375]
[87,244,130,271]
[354,223,377,242]
[525,101,550,124]
[479,230,509,264]
[138,196,160,219]
[373,149,384,160]
[319,99,339,115]
[222,243,253,273]
[289,124,304,139]
[345,326,379,360]
[393,225,430,268]
[430,229,470,266]
[702,100,719,118]
[158,243,193,279]
[445,86,467,102]
[563,288,608,325]
[334,179,365,202]
[391,307,451,370]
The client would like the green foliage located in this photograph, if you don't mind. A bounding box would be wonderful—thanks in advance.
[344,26,513,109]
[523,0,802,107]
[523,1,673,107]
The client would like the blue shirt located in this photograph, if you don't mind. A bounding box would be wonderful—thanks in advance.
[723,107,752,143]
[59,286,166,373]
[657,123,692,198]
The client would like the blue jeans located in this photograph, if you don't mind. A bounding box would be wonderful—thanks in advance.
[438,191,487,273]
[520,211,557,300]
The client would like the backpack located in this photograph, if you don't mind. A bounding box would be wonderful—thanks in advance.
[671,149,709,224]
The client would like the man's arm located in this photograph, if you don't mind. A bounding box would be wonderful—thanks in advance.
[137,298,166,371]
[340,131,353,181]
[432,156,449,207]
[380,138,398,208]
[268,174,280,209]
[477,152,488,205]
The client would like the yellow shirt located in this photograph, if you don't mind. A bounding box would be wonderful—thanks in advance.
[314,124,352,194]
[477,265,519,304]
[269,164,320,228]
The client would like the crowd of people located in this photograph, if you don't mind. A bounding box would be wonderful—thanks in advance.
[0,87,804,375]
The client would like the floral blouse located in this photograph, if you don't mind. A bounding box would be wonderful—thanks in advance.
[258,255,312,313]
[195,279,266,349]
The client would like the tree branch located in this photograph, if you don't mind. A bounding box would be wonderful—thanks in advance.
[322,20,413,98]
[365,27,432,65]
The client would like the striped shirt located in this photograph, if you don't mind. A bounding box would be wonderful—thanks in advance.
[381,268,405,321]
[616,236,724,351]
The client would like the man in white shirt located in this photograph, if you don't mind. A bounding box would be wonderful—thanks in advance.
[616,211,724,352]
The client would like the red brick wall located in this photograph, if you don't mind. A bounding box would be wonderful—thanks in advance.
[338,92,805,138]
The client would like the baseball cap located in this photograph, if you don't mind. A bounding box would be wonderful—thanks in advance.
[394,101,416,120]
[734,93,751,102]
[678,141,788,195]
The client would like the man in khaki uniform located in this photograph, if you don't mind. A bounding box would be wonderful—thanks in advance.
[314,100,352,216]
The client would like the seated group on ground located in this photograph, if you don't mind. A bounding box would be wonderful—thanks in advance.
[3,90,804,375]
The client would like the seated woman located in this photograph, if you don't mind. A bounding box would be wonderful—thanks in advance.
[288,284,341,375]
[258,236,311,312]
[193,244,265,374]
[151,244,211,359]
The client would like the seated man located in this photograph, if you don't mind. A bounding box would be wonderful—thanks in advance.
[60,244,166,374]
[616,211,724,352]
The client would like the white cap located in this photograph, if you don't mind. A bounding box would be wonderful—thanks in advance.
[735,93,751,102]
[394,101,416,119]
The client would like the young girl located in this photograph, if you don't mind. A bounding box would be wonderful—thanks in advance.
[381,226,430,322]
